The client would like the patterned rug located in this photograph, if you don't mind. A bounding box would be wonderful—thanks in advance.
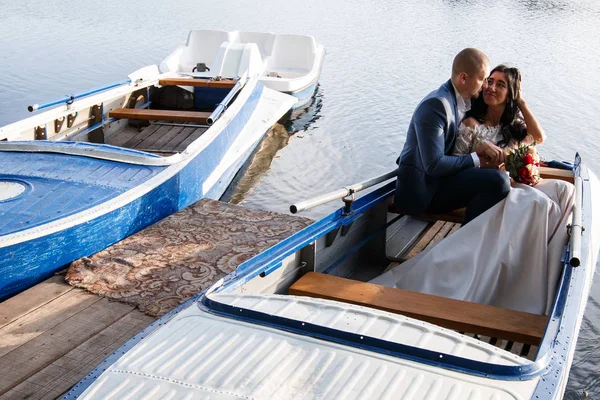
[66,199,313,317]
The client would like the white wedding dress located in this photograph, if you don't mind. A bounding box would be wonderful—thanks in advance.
[371,123,575,315]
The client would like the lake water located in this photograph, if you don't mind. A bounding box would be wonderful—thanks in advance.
[1,0,599,397]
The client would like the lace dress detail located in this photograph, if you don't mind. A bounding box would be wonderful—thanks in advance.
[453,124,502,155]
[453,123,535,155]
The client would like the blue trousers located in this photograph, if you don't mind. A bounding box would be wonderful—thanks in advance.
[427,168,511,224]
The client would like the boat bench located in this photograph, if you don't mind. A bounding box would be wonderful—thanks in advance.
[289,272,548,345]
[109,108,211,124]
[388,204,466,224]
[388,166,574,224]
[158,78,237,89]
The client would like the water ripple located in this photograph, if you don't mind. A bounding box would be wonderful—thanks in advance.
[1,0,600,396]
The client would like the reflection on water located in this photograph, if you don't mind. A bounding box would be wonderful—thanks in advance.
[1,0,600,396]
[223,87,324,204]
[223,123,291,204]
[284,85,324,133]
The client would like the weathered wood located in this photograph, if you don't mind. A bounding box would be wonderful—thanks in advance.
[446,222,462,238]
[174,128,205,152]
[126,124,172,150]
[148,125,185,151]
[4,310,154,400]
[404,220,445,260]
[162,126,200,152]
[159,78,237,89]
[109,108,211,124]
[539,166,574,183]
[289,272,548,345]
[105,125,153,148]
[0,290,101,358]
[0,298,134,396]
[388,203,466,224]
[384,222,459,273]
[427,221,455,248]
[0,276,73,330]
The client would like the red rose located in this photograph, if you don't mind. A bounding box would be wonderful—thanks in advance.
[518,166,529,181]
[523,154,534,165]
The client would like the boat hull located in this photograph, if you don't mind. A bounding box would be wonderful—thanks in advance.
[64,159,600,400]
[0,81,295,300]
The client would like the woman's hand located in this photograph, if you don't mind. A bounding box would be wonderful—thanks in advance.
[475,141,506,167]
[516,87,526,109]
[515,86,545,143]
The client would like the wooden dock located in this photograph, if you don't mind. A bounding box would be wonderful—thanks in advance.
[0,274,155,399]
[0,199,313,399]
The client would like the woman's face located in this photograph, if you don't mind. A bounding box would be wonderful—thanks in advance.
[483,71,509,106]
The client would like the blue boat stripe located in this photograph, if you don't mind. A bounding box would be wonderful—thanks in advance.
[200,296,547,381]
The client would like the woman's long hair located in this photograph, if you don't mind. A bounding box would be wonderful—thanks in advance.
[467,65,528,147]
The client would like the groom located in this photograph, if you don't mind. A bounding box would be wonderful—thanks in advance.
[395,48,510,224]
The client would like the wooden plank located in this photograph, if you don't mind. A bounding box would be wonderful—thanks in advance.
[388,203,466,224]
[289,272,548,345]
[5,310,154,400]
[0,289,101,358]
[122,124,170,150]
[427,221,455,248]
[384,222,461,273]
[162,126,198,152]
[159,78,237,89]
[106,125,158,148]
[0,297,134,396]
[132,124,176,150]
[173,128,205,152]
[404,221,444,259]
[109,108,211,124]
[446,222,462,238]
[539,166,574,183]
[0,276,73,330]
[147,125,185,151]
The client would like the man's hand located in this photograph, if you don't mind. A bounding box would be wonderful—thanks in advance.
[476,141,506,167]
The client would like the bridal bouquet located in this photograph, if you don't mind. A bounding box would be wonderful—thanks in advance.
[505,144,541,186]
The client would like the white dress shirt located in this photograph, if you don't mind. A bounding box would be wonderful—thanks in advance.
[451,82,480,167]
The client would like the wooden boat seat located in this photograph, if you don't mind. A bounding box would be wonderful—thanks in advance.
[388,203,466,224]
[289,272,548,345]
[387,167,572,223]
[109,108,211,124]
[158,78,237,89]
[539,166,574,183]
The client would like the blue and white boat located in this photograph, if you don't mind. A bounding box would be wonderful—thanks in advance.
[0,30,319,299]
[63,157,599,399]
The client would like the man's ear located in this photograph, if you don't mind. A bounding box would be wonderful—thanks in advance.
[459,72,468,84]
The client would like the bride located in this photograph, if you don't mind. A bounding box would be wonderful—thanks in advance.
[372,65,575,315]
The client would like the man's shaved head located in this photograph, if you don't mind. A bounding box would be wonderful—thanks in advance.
[452,48,489,78]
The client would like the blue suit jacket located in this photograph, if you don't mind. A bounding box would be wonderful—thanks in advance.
[394,80,475,214]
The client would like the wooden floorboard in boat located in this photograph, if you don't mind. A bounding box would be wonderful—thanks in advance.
[106,123,207,154]
[150,125,185,150]
[105,126,142,148]
[174,127,204,152]
[0,276,155,399]
[129,124,172,150]
[121,124,167,150]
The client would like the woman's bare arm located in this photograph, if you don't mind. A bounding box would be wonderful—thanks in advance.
[517,93,546,144]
